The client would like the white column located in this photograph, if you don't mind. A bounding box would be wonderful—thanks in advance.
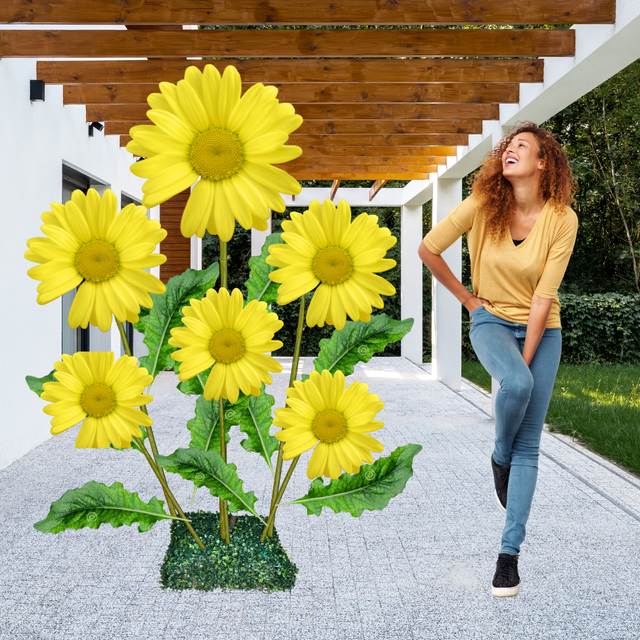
[400,204,423,363]
[251,211,272,257]
[190,235,202,270]
[431,177,463,390]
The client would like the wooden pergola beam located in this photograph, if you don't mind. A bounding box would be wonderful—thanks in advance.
[369,180,388,201]
[278,157,445,169]
[38,59,544,85]
[281,163,438,173]
[1,0,614,25]
[119,135,460,157]
[0,29,575,59]
[65,82,518,106]
[288,173,433,180]
[119,133,467,147]
[104,119,483,137]
[329,180,341,201]
[288,134,469,146]
[289,146,458,158]
[88,103,500,123]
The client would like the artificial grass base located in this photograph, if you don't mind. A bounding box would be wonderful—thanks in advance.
[160,512,298,592]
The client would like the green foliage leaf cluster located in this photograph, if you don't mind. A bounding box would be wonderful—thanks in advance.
[156,448,261,519]
[134,263,220,380]
[25,370,56,397]
[187,394,249,452]
[245,233,285,304]
[290,444,422,517]
[313,314,414,376]
[34,481,172,533]
[558,293,640,364]
[160,513,297,592]
[238,391,279,473]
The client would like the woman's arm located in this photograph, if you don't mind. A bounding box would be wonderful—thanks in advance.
[418,242,492,312]
[521,294,554,366]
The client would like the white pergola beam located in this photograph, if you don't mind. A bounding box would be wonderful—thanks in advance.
[402,0,640,206]
[501,0,640,128]
[283,188,404,208]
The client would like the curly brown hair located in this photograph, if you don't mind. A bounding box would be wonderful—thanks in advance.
[469,122,575,242]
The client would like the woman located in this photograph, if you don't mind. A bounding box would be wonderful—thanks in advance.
[418,122,578,597]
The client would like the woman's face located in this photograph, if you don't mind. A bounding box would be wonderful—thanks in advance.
[501,132,544,182]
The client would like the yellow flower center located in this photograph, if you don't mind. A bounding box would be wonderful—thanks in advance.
[189,127,244,181]
[209,328,246,364]
[312,409,348,444]
[312,246,354,285]
[80,383,117,418]
[75,240,120,283]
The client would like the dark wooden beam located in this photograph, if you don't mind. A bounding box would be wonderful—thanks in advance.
[0,28,575,59]
[39,58,544,85]
[88,102,500,123]
[1,0,615,25]
[66,82,518,105]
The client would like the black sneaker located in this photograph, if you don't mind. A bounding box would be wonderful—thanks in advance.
[492,553,520,597]
[491,454,510,514]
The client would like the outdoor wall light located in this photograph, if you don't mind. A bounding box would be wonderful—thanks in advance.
[88,122,104,137]
[30,80,45,102]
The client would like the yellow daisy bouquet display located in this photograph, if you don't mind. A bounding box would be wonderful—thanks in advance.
[24,64,421,592]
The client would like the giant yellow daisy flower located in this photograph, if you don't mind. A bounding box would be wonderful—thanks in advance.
[41,352,153,449]
[266,199,397,331]
[274,370,384,479]
[127,64,303,242]
[169,287,284,403]
[25,188,167,332]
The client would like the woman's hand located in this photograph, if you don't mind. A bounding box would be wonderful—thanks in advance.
[464,295,493,313]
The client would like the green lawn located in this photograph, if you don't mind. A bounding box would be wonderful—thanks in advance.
[461,361,640,477]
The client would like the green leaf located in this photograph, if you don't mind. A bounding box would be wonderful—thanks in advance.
[313,314,414,377]
[288,444,422,517]
[238,389,279,474]
[176,368,211,396]
[110,426,149,453]
[244,233,285,304]
[156,448,263,521]
[187,393,250,452]
[26,371,56,397]
[134,263,220,381]
[34,481,173,534]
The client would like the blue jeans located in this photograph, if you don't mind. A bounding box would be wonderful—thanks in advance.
[469,306,562,556]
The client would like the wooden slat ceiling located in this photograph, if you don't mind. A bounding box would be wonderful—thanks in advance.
[2,0,615,181]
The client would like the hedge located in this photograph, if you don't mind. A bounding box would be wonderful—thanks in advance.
[458,293,640,365]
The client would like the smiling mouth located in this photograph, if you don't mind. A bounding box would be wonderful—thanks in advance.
[505,158,518,165]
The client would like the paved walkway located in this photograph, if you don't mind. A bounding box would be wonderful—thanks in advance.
[1,357,640,640]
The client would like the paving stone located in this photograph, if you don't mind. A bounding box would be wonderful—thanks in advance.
[1,358,639,639]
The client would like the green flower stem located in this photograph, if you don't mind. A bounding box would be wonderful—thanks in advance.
[265,294,306,539]
[115,318,188,532]
[131,436,205,550]
[260,456,299,543]
[218,239,231,543]
[219,240,228,289]
[219,399,230,544]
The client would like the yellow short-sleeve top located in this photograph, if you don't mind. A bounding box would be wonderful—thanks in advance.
[422,195,578,329]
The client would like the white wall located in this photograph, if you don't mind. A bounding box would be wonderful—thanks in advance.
[0,58,146,470]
